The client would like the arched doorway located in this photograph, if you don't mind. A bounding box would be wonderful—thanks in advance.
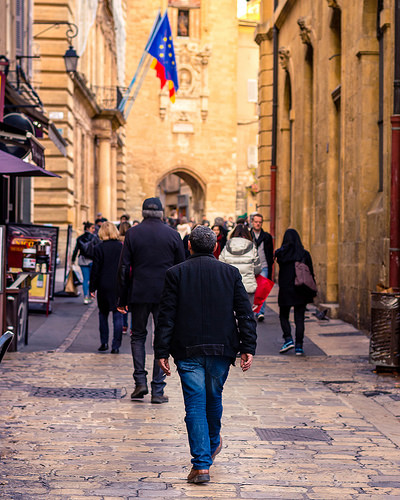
[156,168,206,222]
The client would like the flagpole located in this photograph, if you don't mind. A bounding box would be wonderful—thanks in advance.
[124,54,153,119]
[118,10,162,113]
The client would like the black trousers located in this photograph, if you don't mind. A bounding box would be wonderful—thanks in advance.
[130,303,166,396]
[279,304,306,347]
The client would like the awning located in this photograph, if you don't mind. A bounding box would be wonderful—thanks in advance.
[0,148,60,177]
[0,121,46,167]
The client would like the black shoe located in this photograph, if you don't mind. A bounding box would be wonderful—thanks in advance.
[110,348,119,354]
[98,344,108,352]
[130,385,148,399]
[257,314,265,322]
[151,394,169,404]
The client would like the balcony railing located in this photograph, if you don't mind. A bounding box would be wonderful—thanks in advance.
[91,85,127,111]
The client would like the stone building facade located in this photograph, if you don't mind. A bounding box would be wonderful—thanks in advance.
[256,0,397,328]
[124,0,259,223]
[32,0,127,244]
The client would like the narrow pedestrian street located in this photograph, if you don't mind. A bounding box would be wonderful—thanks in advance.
[1,287,400,499]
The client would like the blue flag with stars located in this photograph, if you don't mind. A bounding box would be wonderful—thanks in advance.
[147,12,179,102]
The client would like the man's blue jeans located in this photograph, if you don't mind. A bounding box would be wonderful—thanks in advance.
[257,266,269,316]
[176,356,231,469]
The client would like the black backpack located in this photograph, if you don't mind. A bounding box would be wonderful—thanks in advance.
[80,235,99,259]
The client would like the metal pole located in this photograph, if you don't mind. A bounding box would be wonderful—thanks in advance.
[270,25,279,239]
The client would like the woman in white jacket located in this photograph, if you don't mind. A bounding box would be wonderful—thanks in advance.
[219,224,261,305]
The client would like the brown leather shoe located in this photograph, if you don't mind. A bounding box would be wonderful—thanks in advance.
[211,436,222,462]
[187,467,210,483]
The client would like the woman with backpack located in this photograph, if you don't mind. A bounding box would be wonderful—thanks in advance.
[275,229,316,356]
[71,221,99,304]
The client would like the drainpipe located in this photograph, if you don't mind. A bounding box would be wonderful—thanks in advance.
[270,23,279,239]
[390,0,400,291]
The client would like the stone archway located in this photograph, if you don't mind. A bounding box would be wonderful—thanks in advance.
[156,167,206,222]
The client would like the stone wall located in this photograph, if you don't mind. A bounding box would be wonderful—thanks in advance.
[258,0,394,328]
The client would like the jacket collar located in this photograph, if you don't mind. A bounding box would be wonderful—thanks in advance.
[188,252,216,260]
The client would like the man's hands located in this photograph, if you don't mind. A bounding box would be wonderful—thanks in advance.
[240,353,253,372]
[158,358,171,376]
[117,305,128,314]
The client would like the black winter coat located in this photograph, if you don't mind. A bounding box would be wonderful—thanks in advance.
[117,217,185,306]
[154,253,257,362]
[250,228,274,279]
[276,250,316,307]
[89,239,123,313]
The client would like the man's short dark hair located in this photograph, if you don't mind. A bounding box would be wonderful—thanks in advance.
[189,226,217,254]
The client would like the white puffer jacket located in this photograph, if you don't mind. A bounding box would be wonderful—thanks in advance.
[219,237,261,293]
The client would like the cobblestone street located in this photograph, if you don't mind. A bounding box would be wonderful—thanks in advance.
[1,290,400,499]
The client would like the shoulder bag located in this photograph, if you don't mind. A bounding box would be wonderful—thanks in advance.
[295,260,317,292]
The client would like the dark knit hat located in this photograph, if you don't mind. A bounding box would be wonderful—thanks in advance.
[142,197,163,211]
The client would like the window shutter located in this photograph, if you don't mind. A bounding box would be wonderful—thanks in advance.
[247,79,258,103]
[16,0,25,57]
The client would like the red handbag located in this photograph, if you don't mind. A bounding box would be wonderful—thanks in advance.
[252,275,274,313]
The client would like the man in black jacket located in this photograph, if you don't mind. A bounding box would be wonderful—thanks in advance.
[250,213,274,322]
[117,198,185,404]
[154,226,257,484]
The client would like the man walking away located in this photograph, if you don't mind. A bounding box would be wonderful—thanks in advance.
[154,226,257,483]
[250,213,274,322]
[117,197,185,404]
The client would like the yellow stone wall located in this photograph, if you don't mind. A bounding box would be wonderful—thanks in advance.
[32,0,127,252]
[124,1,240,223]
[258,0,394,328]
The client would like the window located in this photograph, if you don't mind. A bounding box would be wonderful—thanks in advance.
[177,10,189,37]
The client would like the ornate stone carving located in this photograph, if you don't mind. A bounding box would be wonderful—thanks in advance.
[297,17,312,46]
[159,41,211,123]
[278,47,291,71]
[326,0,339,9]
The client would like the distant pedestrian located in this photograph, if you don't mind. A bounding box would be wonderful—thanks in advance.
[71,221,99,304]
[117,197,185,404]
[117,213,130,230]
[177,217,191,239]
[250,213,274,322]
[118,221,132,334]
[275,229,316,356]
[211,224,226,259]
[219,224,261,305]
[154,226,257,484]
[119,221,131,242]
[89,222,124,353]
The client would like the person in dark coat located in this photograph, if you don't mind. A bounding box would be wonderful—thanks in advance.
[275,228,316,356]
[250,213,274,322]
[117,197,185,404]
[90,222,123,353]
[72,221,99,304]
[154,226,257,484]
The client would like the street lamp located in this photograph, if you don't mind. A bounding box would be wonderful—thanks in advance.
[63,45,79,73]
[33,21,79,74]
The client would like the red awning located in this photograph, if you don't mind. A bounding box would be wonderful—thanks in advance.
[0,148,60,177]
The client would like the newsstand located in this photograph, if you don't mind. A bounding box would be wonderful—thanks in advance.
[369,292,400,368]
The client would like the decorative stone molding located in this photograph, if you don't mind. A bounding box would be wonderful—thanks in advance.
[326,0,339,9]
[159,41,211,123]
[278,47,291,71]
[297,17,313,46]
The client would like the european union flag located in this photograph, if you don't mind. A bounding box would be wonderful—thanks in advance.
[147,12,179,102]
